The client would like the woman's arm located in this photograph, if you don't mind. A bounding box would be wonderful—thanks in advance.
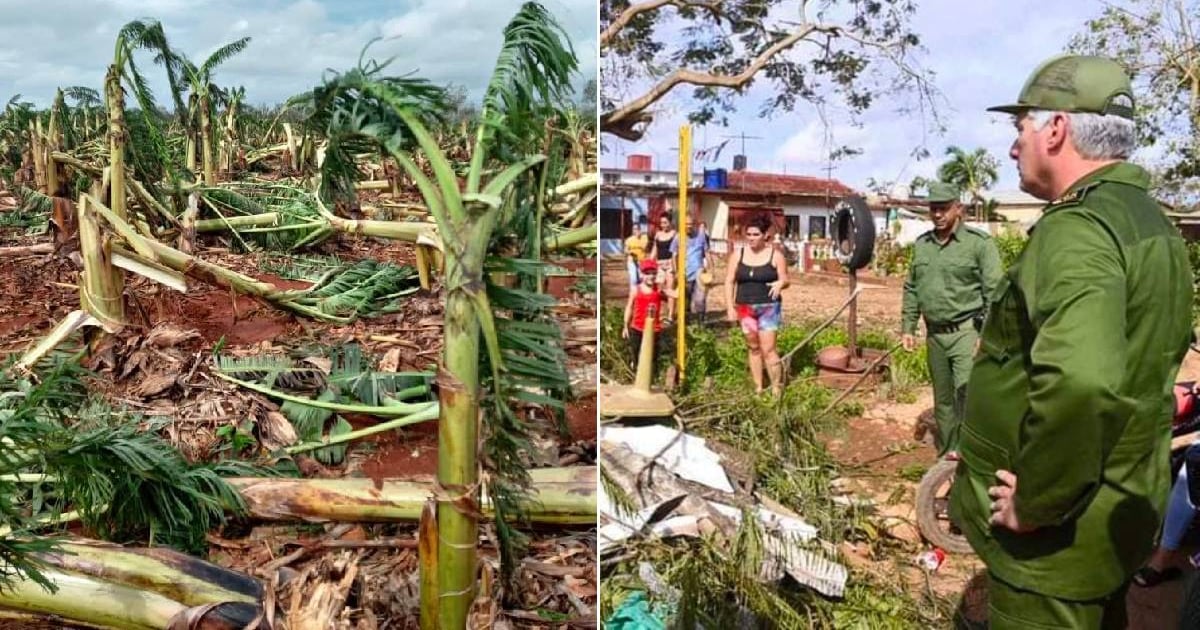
[774,249,790,289]
[725,247,740,318]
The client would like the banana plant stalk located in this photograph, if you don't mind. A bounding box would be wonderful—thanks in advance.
[386,108,545,628]
[45,90,63,197]
[77,191,125,329]
[104,64,127,220]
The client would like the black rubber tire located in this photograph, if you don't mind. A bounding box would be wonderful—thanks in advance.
[1181,569,1200,629]
[915,459,975,554]
[832,195,876,271]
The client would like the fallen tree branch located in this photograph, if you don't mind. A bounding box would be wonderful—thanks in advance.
[0,243,53,257]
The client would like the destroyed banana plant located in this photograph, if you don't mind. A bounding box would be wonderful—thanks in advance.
[176,37,251,185]
[301,3,578,626]
[105,19,185,221]
[213,346,438,463]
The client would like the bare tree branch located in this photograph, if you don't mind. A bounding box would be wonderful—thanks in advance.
[602,22,821,140]
[602,0,726,47]
[601,13,931,141]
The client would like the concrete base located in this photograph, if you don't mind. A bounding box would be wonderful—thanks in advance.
[598,384,676,418]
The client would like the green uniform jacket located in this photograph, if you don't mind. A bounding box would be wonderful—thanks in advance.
[901,222,1002,335]
[949,162,1194,600]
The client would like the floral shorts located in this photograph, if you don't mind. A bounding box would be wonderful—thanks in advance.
[736,302,781,334]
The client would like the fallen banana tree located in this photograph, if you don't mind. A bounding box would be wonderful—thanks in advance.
[0,568,263,630]
[228,467,595,525]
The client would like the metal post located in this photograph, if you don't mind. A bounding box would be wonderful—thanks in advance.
[676,125,691,383]
[848,268,859,362]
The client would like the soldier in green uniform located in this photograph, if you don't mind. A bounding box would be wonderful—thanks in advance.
[901,181,1002,458]
[949,54,1194,629]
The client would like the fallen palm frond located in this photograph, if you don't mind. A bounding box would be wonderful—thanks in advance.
[0,355,266,592]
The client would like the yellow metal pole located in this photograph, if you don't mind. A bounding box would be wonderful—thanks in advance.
[676,125,691,383]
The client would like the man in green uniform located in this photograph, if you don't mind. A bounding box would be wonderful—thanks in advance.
[949,54,1194,629]
[901,181,1002,457]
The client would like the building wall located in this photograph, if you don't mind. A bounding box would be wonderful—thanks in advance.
[599,196,653,257]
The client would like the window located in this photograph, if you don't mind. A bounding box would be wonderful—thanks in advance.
[599,209,629,239]
[808,216,827,240]
[603,173,620,185]
[784,216,801,239]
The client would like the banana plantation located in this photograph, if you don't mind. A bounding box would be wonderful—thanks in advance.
[0,3,596,628]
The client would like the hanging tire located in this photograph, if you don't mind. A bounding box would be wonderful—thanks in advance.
[915,459,974,554]
[832,195,875,271]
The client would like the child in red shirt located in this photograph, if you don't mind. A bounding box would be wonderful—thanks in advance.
[623,259,672,372]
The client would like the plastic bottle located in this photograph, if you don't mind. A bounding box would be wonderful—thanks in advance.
[916,548,946,571]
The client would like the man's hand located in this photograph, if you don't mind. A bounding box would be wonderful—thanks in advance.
[988,469,1034,533]
[902,334,916,352]
[621,326,630,339]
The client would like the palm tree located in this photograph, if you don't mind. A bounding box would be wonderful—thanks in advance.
[936,146,999,220]
[177,37,251,185]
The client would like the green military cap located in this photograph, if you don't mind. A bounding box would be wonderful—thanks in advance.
[988,54,1134,120]
[927,181,961,204]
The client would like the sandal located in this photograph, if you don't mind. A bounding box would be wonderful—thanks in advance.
[1132,565,1182,587]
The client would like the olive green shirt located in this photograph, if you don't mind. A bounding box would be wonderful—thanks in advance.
[901,221,1002,335]
[949,162,1194,599]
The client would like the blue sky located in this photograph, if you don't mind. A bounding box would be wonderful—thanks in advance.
[600,0,1121,194]
[0,0,596,109]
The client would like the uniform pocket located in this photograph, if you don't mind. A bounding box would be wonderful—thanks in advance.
[960,422,1011,474]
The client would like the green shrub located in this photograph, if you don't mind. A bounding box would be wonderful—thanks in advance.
[994,230,1027,270]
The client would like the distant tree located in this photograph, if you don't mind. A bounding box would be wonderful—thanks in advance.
[600,0,941,141]
[443,83,478,127]
[936,146,998,220]
[578,78,597,122]
[1069,0,1200,203]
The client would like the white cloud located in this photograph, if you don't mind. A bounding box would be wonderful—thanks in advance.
[0,0,596,107]
[774,120,876,167]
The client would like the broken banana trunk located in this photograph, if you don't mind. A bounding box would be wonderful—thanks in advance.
[0,539,266,629]
[227,467,595,525]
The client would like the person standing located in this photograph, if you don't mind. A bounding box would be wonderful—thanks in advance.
[649,214,678,321]
[624,220,648,288]
[684,220,714,323]
[724,212,788,396]
[948,55,1193,629]
[622,259,669,374]
[900,181,1002,457]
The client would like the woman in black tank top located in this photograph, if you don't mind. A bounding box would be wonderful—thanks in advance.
[650,214,678,320]
[724,212,789,395]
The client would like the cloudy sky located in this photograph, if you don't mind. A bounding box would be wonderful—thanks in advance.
[0,0,596,108]
[600,0,1122,195]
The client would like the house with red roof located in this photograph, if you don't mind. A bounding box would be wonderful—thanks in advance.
[692,168,858,253]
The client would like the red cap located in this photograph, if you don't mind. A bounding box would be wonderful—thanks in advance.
[640,259,658,273]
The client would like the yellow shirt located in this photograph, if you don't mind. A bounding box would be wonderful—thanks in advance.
[625,234,648,262]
